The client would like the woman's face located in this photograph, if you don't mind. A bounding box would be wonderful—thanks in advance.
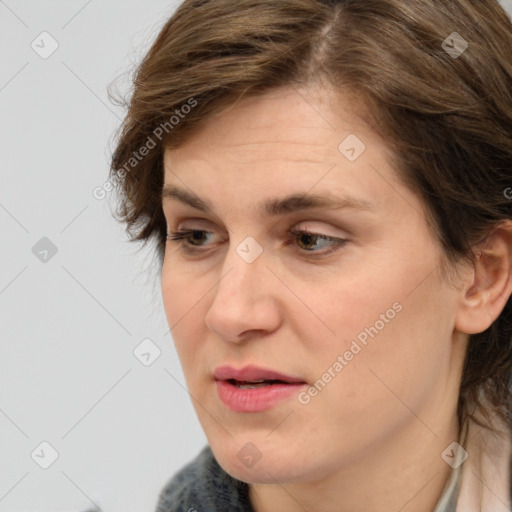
[161,86,467,485]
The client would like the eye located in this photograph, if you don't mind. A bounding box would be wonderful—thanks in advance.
[166,229,219,252]
[288,228,347,255]
[166,227,348,256]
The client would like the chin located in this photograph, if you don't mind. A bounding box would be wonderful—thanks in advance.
[222,457,299,485]
[211,440,309,484]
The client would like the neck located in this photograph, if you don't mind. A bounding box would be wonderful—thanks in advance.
[456,405,512,510]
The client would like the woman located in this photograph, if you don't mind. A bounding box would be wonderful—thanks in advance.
[110,0,512,510]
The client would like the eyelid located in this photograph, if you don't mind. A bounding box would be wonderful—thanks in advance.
[167,221,345,241]
[168,217,347,235]
[173,214,234,235]
[292,221,348,238]
[166,228,224,244]
[166,224,349,257]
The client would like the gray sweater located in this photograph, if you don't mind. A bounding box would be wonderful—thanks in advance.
[155,445,255,512]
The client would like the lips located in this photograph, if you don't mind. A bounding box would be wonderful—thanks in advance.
[214,364,308,412]
[213,364,306,385]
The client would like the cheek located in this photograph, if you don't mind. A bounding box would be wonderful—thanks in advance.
[161,254,204,323]
[294,257,453,399]
[161,259,182,326]
[161,258,207,365]
[315,277,454,426]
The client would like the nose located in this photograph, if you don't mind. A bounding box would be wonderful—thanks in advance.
[205,243,282,343]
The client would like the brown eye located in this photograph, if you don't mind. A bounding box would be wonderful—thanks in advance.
[188,231,209,245]
[166,229,214,247]
[296,232,321,250]
[290,229,345,252]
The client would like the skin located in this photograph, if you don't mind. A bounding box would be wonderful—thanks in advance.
[160,85,512,512]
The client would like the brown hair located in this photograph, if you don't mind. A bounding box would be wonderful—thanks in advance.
[110,0,512,431]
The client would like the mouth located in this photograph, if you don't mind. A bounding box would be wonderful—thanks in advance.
[213,364,307,385]
[213,365,307,412]
[225,378,293,389]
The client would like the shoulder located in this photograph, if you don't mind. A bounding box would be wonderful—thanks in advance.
[155,445,254,512]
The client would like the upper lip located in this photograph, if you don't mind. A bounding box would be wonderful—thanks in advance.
[214,364,306,384]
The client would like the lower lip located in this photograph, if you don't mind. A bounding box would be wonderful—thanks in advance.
[216,380,307,412]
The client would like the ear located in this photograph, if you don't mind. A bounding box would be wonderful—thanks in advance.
[455,220,512,335]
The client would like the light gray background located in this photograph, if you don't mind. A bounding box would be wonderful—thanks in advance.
[1,1,511,511]
[0,2,207,512]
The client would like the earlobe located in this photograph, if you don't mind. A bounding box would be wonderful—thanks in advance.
[454,221,512,335]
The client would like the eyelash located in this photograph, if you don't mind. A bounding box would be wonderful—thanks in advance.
[166,228,347,256]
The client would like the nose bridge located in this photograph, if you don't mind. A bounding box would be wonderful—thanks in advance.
[205,234,278,340]
[215,235,266,303]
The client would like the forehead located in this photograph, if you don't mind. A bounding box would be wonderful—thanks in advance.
[161,85,422,226]
[165,86,374,162]
[164,87,385,176]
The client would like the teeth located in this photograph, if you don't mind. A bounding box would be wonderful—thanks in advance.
[235,382,272,389]
[227,378,287,389]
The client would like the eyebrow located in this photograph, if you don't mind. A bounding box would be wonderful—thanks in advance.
[161,184,375,216]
